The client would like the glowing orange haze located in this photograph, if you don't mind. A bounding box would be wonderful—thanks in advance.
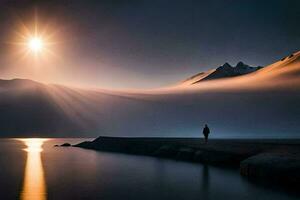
[155,50,300,93]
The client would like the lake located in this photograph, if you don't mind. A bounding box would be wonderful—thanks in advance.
[0,138,298,200]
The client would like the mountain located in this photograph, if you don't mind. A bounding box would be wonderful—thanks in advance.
[179,62,262,86]
[0,51,299,138]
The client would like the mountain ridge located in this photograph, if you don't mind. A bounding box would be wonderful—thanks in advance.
[179,62,263,86]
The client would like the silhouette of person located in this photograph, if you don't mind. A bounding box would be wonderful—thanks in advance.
[203,124,210,143]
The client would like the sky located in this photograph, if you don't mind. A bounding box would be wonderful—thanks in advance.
[0,0,299,89]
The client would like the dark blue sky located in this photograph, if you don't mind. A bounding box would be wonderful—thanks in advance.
[0,0,299,88]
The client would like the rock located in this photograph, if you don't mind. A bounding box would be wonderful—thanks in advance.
[153,145,178,158]
[60,143,72,147]
[176,147,195,160]
[194,150,204,162]
[240,153,300,187]
[196,150,244,166]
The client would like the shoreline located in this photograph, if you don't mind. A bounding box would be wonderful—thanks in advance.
[74,137,300,192]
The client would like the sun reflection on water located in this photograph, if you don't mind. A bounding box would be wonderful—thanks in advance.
[19,139,48,200]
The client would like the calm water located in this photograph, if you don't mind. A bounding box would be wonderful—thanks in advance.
[0,138,298,200]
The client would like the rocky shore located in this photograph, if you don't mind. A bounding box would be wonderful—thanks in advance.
[74,137,300,191]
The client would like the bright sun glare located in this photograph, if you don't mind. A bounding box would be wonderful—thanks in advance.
[9,14,59,60]
[28,37,43,52]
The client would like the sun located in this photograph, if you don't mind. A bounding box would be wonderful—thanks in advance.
[8,12,62,62]
[28,37,43,52]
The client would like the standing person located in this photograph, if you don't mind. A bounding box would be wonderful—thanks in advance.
[203,124,210,143]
